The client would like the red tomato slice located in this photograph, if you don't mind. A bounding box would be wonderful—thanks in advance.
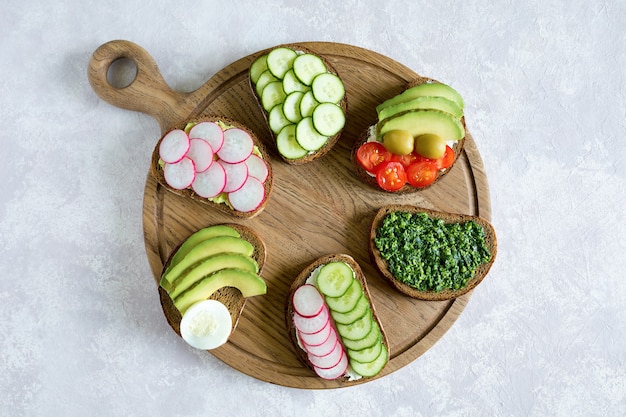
[390,152,419,168]
[356,142,391,173]
[437,145,455,169]
[376,161,407,192]
[406,160,439,188]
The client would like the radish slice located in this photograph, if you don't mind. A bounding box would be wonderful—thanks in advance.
[188,121,224,153]
[303,327,338,357]
[159,129,190,163]
[314,351,349,380]
[245,154,269,183]
[228,176,266,213]
[293,306,329,335]
[218,160,248,193]
[218,128,254,163]
[163,157,196,190]
[187,138,214,173]
[292,284,325,318]
[298,320,332,347]
[192,161,226,198]
[308,337,344,369]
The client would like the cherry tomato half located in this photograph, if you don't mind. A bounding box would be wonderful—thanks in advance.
[356,142,391,174]
[406,160,439,188]
[390,152,420,168]
[376,161,407,192]
[437,145,455,170]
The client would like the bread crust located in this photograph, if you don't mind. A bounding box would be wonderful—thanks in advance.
[249,44,348,165]
[151,116,273,219]
[159,223,266,340]
[351,77,466,193]
[285,253,389,381]
[369,205,497,300]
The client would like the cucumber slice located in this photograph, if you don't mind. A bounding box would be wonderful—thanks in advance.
[347,338,383,364]
[325,279,362,313]
[349,344,388,378]
[295,117,328,151]
[299,90,319,118]
[283,91,304,123]
[267,47,298,79]
[276,124,309,160]
[330,294,369,324]
[268,104,291,134]
[312,102,345,136]
[336,311,373,341]
[311,73,345,104]
[293,53,327,85]
[254,70,278,97]
[261,81,286,112]
[341,322,381,351]
[282,69,308,94]
[316,261,355,297]
[250,54,268,85]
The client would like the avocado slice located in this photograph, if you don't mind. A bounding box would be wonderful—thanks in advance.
[376,83,464,114]
[377,96,463,123]
[174,268,267,314]
[163,225,241,276]
[378,109,465,142]
[160,235,254,290]
[168,253,259,299]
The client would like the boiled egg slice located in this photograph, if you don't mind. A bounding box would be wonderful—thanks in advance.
[180,300,232,350]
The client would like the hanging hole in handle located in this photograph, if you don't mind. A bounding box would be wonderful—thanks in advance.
[107,57,138,89]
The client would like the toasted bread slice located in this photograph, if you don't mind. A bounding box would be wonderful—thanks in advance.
[285,253,389,381]
[151,116,273,219]
[351,77,466,193]
[369,205,497,300]
[249,44,348,165]
[159,223,266,339]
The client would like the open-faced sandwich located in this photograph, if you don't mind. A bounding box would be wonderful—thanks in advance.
[249,45,347,164]
[285,254,389,381]
[158,223,267,350]
[369,205,497,300]
[151,116,273,218]
[353,77,466,192]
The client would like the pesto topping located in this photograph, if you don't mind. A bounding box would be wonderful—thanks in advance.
[374,211,491,292]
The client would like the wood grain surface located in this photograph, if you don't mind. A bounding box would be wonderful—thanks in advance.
[88,40,492,389]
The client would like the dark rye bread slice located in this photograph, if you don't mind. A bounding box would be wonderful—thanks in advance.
[369,205,497,301]
[249,44,348,165]
[158,223,266,340]
[151,116,273,219]
[285,253,389,381]
[351,76,466,193]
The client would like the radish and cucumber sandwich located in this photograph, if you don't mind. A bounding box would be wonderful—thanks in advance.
[249,45,347,164]
[370,205,497,301]
[158,223,267,350]
[152,116,273,218]
[286,254,389,381]
[352,77,466,192]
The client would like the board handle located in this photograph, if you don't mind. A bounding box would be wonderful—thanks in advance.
[87,40,195,131]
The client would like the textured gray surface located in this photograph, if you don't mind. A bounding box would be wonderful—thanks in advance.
[1,0,624,415]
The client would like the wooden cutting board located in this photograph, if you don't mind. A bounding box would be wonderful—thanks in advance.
[88,40,491,389]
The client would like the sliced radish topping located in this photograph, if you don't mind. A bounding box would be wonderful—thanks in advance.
[217,160,248,193]
[188,121,224,153]
[293,306,329,335]
[191,161,226,198]
[245,154,269,183]
[218,128,254,163]
[163,157,196,190]
[303,327,338,357]
[308,337,344,369]
[314,351,349,380]
[187,138,214,173]
[292,284,325,318]
[159,129,190,163]
[298,320,331,347]
[227,176,266,213]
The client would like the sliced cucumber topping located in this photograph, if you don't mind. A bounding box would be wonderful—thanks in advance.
[336,311,373,341]
[299,90,319,118]
[311,73,345,104]
[316,261,355,297]
[261,81,286,112]
[276,124,308,160]
[347,338,383,364]
[267,47,298,79]
[341,322,381,351]
[312,102,345,136]
[283,91,304,123]
[250,55,269,85]
[293,53,327,85]
[295,117,328,151]
[325,278,362,313]
[349,344,388,378]
[254,70,278,96]
[268,104,291,134]
[330,294,369,324]
[282,69,308,94]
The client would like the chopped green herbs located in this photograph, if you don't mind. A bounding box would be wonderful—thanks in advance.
[374,211,491,292]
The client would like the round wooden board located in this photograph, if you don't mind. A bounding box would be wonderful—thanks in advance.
[88,40,491,389]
